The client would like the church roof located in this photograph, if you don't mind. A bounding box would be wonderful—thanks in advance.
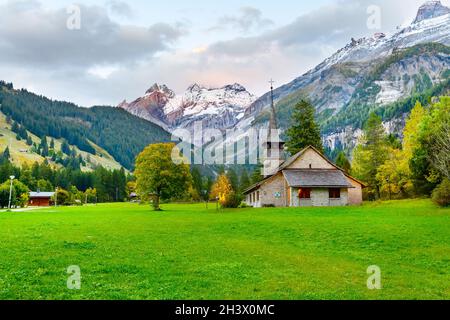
[282,169,354,188]
[243,146,366,194]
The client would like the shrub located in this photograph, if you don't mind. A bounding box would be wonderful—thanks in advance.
[54,189,71,206]
[432,179,450,207]
[221,192,242,209]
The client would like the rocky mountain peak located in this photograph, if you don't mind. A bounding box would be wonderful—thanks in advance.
[187,83,203,92]
[145,83,175,98]
[414,1,450,24]
[223,83,247,92]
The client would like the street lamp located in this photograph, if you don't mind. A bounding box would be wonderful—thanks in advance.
[8,175,15,210]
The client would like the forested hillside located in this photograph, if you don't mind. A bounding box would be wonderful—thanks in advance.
[0,82,171,169]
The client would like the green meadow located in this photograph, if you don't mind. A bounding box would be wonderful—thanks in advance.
[0,200,449,300]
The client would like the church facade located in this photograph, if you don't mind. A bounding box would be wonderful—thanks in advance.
[243,146,365,208]
[243,81,365,207]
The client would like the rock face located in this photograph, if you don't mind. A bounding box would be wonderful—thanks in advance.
[236,0,450,153]
[119,83,256,133]
[414,1,450,24]
[118,84,175,130]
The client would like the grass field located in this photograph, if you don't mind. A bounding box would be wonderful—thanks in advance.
[0,200,449,300]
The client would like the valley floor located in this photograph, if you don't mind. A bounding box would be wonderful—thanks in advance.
[0,200,449,300]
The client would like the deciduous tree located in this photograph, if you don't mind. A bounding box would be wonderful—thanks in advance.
[135,143,192,211]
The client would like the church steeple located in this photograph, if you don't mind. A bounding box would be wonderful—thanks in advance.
[263,79,285,177]
[269,79,278,130]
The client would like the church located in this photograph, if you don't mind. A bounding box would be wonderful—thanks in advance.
[243,145,365,207]
[243,83,365,208]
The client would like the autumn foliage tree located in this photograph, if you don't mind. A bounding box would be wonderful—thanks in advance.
[135,143,192,211]
[211,174,241,208]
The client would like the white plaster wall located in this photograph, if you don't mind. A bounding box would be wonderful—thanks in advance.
[290,188,349,207]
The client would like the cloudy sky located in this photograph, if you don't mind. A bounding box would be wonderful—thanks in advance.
[0,0,445,106]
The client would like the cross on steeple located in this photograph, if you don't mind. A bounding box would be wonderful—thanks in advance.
[268,79,277,130]
[269,79,275,89]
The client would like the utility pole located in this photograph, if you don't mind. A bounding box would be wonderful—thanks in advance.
[8,176,15,210]
[55,187,58,207]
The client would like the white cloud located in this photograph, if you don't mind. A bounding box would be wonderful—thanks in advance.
[210,7,274,33]
[0,1,185,68]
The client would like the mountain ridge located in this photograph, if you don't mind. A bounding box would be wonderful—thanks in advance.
[119,82,257,133]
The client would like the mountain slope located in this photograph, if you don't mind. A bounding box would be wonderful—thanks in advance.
[242,1,450,151]
[0,82,171,169]
[0,111,123,171]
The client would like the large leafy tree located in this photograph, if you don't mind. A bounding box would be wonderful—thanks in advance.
[375,102,426,199]
[425,97,450,180]
[0,180,29,208]
[352,112,389,200]
[135,143,192,211]
[376,149,412,199]
[410,98,449,195]
[285,100,323,155]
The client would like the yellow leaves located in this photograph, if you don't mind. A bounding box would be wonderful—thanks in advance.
[210,174,233,206]
[403,101,425,159]
[376,147,413,198]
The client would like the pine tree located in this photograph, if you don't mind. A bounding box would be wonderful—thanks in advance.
[352,112,389,199]
[251,163,264,184]
[191,167,203,197]
[240,168,251,192]
[285,100,323,155]
[40,136,49,157]
[226,168,239,193]
[335,151,351,173]
[11,121,19,133]
[2,147,11,160]
[61,140,71,155]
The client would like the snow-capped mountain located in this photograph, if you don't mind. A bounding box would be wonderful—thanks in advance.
[119,1,449,154]
[239,0,450,152]
[414,0,450,23]
[245,0,450,120]
[119,83,256,133]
